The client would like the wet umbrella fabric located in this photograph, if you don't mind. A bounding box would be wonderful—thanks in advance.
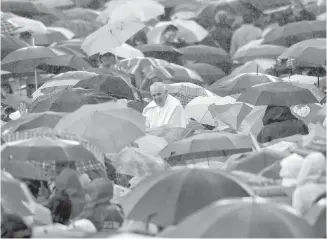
[160,198,318,238]
[121,168,253,227]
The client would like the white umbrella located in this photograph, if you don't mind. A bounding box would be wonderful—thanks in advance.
[82,20,145,56]
[9,16,47,34]
[147,19,208,44]
[47,27,75,39]
[98,0,164,24]
[282,75,320,85]
[105,43,144,59]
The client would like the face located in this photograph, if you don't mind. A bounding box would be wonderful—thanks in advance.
[150,86,168,107]
[1,85,11,94]
[163,30,178,42]
[26,84,36,98]
[101,55,116,68]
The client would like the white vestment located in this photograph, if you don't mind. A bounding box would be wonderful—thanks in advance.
[142,94,188,129]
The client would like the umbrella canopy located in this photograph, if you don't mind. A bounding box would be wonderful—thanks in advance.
[237,82,320,106]
[1,112,66,135]
[230,59,275,75]
[1,137,105,179]
[32,71,99,99]
[29,88,114,113]
[179,45,230,65]
[304,199,326,238]
[208,102,253,130]
[120,168,253,227]
[73,74,135,100]
[109,44,145,59]
[1,0,65,20]
[102,0,164,23]
[82,20,145,56]
[209,73,281,96]
[226,149,289,174]
[281,74,321,85]
[185,95,236,126]
[1,46,66,73]
[51,20,101,38]
[137,44,182,64]
[278,38,326,67]
[1,19,21,34]
[184,63,225,85]
[109,147,169,177]
[64,8,100,22]
[55,105,145,153]
[6,16,48,33]
[160,198,318,238]
[41,55,92,70]
[1,34,29,59]
[159,131,253,165]
[32,28,74,46]
[233,44,286,63]
[166,63,204,84]
[263,20,326,47]
[147,19,208,44]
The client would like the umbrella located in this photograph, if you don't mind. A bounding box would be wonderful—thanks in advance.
[304,198,326,238]
[73,74,135,100]
[155,0,200,7]
[147,19,208,44]
[103,0,164,23]
[109,44,144,59]
[226,149,288,174]
[278,38,326,67]
[230,59,275,75]
[1,34,29,59]
[1,112,65,135]
[51,20,101,38]
[160,197,318,238]
[36,0,75,9]
[233,44,287,63]
[6,16,48,34]
[1,173,52,225]
[317,12,326,20]
[41,55,92,70]
[281,74,322,85]
[1,137,105,179]
[137,44,182,64]
[64,8,100,22]
[237,82,320,106]
[166,82,214,107]
[32,28,74,46]
[166,63,203,84]
[32,71,98,99]
[208,102,253,130]
[1,19,21,34]
[185,95,236,126]
[134,134,168,155]
[29,88,114,113]
[184,63,225,85]
[120,168,253,227]
[179,45,230,65]
[1,127,106,170]
[55,104,145,153]
[82,20,145,56]
[263,20,326,47]
[1,0,65,19]
[159,132,253,165]
[209,73,281,96]
[109,147,169,177]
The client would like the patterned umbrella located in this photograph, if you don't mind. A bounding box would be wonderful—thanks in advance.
[1,19,21,34]
[1,34,29,59]
[29,88,114,113]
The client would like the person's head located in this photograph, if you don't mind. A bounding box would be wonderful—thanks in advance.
[1,84,13,94]
[47,190,72,225]
[214,11,230,26]
[99,52,116,68]
[243,12,256,24]
[26,84,37,98]
[161,25,179,43]
[1,214,32,238]
[19,31,33,44]
[150,82,168,107]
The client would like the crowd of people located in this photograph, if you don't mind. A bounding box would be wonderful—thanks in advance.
[0,0,326,238]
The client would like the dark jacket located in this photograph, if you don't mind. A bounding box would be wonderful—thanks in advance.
[257,105,309,143]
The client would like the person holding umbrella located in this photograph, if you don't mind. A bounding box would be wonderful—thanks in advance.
[257,105,309,143]
[99,52,117,69]
[159,25,187,49]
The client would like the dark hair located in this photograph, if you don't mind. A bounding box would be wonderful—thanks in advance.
[46,190,72,225]
[1,214,31,238]
[243,12,256,24]
[19,31,32,40]
[1,84,13,94]
[163,25,178,34]
[99,52,115,63]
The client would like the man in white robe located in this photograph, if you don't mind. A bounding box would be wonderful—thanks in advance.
[142,82,188,129]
